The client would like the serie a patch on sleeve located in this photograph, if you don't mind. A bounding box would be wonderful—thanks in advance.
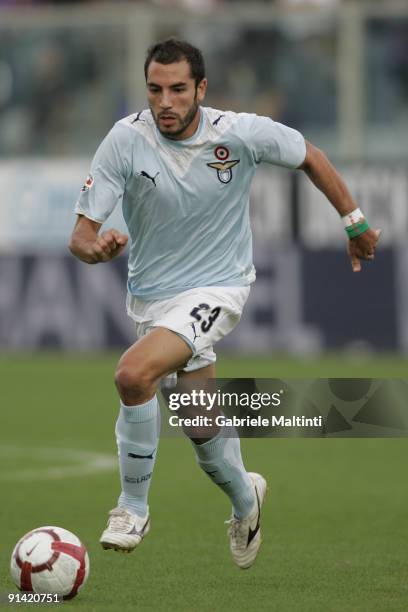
[81,174,94,192]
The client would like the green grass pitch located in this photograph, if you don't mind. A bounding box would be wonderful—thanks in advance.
[1,353,407,611]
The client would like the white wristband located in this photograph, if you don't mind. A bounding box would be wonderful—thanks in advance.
[342,208,365,228]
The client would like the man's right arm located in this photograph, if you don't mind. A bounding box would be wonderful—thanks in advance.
[69,215,128,264]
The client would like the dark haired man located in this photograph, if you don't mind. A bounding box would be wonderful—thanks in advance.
[69,38,380,569]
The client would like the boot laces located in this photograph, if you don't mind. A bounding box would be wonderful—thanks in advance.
[108,507,133,533]
[225,517,248,547]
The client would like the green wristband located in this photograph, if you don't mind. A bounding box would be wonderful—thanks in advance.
[345,220,370,239]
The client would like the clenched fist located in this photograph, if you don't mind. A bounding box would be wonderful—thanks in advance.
[90,229,128,263]
[348,228,381,273]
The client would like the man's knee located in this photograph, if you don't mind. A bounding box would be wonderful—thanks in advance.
[114,359,156,401]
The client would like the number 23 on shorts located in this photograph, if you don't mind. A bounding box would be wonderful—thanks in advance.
[190,303,221,333]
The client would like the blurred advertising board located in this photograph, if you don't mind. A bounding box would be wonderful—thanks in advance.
[0,160,405,352]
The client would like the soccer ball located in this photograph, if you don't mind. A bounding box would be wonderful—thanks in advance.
[10,526,89,599]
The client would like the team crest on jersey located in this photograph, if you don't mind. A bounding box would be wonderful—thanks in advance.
[207,146,240,184]
[81,174,94,192]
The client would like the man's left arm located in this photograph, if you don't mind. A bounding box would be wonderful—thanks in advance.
[299,141,381,273]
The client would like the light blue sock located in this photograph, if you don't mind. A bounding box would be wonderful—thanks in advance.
[116,396,160,518]
[192,429,255,519]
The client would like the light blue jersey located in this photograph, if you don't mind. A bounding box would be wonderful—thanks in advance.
[75,107,306,300]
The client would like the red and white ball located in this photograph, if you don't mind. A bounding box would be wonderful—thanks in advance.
[10,526,89,599]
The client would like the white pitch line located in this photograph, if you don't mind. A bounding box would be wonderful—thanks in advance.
[0,445,117,481]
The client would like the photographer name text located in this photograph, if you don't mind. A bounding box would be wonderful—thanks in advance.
[168,414,322,428]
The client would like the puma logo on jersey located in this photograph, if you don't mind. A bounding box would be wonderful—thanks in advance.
[213,114,225,126]
[140,170,159,187]
[132,111,145,123]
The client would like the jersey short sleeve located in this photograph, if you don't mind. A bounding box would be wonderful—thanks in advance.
[245,114,306,169]
[75,123,130,223]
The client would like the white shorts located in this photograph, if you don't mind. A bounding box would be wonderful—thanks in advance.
[126,286,250,372]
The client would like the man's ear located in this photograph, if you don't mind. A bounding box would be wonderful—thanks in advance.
[196,78,208,103]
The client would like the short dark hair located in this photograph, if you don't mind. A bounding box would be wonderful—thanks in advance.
[144,38,205,87]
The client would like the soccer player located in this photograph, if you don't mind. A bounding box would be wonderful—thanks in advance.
[69,39,380,569]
